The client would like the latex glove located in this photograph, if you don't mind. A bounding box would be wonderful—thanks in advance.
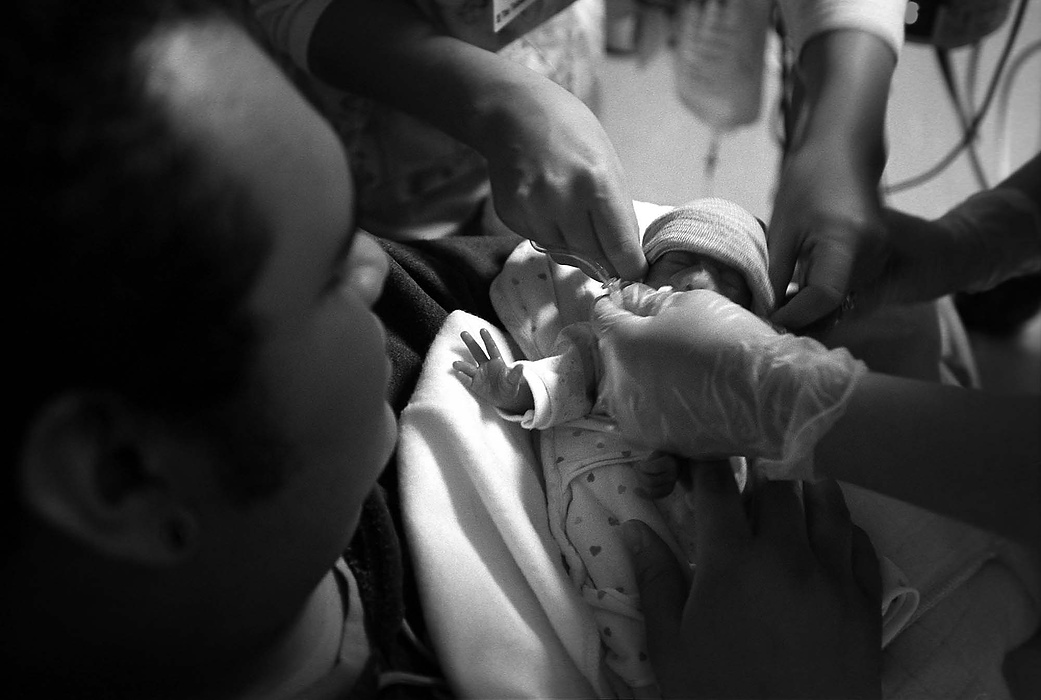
[857,189,1041,311]
[624,462,882,699]
[592,285,867,479]
[480,78,647,281]
[452,329,533,415]
[768,134,890,330]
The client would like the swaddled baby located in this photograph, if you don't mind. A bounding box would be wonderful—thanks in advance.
[454,197,774,430]
[454,198,917,696]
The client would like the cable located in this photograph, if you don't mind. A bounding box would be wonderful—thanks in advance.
[935,47,990,189]
[885,0,1027,193]
[884,0,1029,194]
[965,41,981,113]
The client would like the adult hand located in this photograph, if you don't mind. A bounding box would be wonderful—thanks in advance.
[767,28,897,331]
[480,78,647,281]
[768,135,889,330]
[591,285,866,477]
[307,1,645,280]
[624,461,882,699]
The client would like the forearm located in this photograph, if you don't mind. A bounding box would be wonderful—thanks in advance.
[786,28,895,172]
[308,0,555,151]
[866,154,1041,306]
[952,152,1041,292]
[816,373,1041,548]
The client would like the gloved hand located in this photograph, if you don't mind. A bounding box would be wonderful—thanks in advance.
[592,284,867,479]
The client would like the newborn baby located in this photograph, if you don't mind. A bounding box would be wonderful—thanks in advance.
[454,197,774,420]
[454,198,776,695]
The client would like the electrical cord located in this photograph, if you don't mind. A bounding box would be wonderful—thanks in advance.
[935,47,991,190]
[965,40,981,115]
[883,0,1029,194]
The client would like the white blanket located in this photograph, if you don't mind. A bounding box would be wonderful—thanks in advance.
[399,311,612,697]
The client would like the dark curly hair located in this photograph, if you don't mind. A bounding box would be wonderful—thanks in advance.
[2,0,285,532]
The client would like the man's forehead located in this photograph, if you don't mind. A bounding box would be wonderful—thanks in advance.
[144,20,262,118]
[143,19,318,183]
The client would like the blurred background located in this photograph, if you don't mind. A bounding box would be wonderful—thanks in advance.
[596,0,1040,394]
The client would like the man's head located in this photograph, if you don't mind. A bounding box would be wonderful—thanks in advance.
[4,1,395,692]
[642,197,775,315]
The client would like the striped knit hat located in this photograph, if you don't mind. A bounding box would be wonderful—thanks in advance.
[642,197,775,317]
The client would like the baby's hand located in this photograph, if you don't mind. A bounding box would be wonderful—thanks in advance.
[452,329,534,415]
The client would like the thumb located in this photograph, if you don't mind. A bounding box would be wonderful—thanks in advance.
[591,292,633,336]
[767,218,800,309]
[622,520,686,661]
[591,281,671,335]
[771,239,853,329]
[618,281,675,316]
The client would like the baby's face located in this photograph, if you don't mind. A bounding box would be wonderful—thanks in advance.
[645,251,753,309]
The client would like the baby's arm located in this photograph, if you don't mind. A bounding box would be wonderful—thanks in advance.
[454,323,599,428]
[453,329,534,415]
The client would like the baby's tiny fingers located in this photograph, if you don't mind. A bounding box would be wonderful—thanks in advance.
[460,331,489,363]
[452,360,477,379]
[480,328,503,361]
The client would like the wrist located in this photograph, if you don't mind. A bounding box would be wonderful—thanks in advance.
[754,335,868,477]
[468,70,560,155]
[504,381,535,415]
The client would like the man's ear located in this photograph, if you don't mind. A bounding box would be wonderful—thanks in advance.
[19,393,199,566]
